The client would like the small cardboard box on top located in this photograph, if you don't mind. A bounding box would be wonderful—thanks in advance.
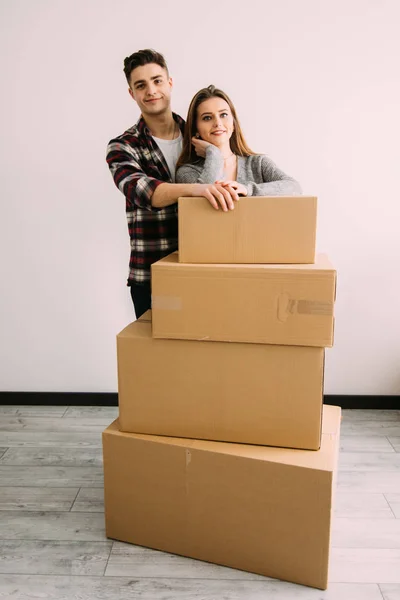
[178,195,317,264]
[117,311,325,450]
[151,252,336,347]
[103,405,341,590]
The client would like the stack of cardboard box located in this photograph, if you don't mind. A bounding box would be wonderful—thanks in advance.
[102,195,341,590]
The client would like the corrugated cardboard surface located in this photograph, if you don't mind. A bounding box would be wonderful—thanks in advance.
[117,311,325,449]
[103,405,341,590]
[178,195,317,264]
[152,252,336,347]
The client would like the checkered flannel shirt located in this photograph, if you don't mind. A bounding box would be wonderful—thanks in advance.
[106,113,185,285]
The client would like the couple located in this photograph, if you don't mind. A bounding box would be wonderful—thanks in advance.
[106,49,302,318]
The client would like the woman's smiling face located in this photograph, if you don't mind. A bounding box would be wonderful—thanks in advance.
[196,97,234,147]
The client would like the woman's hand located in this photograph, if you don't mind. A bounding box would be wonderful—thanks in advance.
[215,180,248,197]
[191,136,213,158]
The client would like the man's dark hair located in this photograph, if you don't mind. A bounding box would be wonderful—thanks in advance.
[123,49,169,84]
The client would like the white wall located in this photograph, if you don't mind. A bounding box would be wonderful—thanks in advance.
[1,0,399,394]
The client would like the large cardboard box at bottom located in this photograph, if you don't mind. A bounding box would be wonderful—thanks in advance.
[103,405,341,590]
[152,252,336,347]
[117,311,325,450]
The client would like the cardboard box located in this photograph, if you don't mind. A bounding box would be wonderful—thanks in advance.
[103,404,341,590]
[178,195,317,264]
[117,311,325,450]
[152,252,336,347]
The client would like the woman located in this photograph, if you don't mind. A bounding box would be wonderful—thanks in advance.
[176,85,301,202]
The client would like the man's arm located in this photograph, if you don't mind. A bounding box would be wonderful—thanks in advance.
[106,139,163,211]
[106,138,238,212]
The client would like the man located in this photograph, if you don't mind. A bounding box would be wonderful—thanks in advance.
[106,49,237,318]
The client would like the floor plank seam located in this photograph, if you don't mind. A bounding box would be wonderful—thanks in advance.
[377,583,387,599]
[0,466,102,472]
[102,541,114,576]
[0,540,111,543]
[386,437,398,452]
[0,485,93,488]
[0,486,104,490]
[69,487,81,512]
[0,449,9,460]
[382,494,397,519]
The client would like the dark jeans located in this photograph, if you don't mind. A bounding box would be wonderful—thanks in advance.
[130,282,151,319]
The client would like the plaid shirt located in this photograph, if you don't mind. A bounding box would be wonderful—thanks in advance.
[106,112,185,285]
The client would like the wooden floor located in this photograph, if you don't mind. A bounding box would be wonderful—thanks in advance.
[0,405,399,599]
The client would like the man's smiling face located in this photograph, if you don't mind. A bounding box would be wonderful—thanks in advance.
[128,63,173,117]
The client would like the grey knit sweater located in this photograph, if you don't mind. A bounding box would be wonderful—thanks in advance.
[176,145,302,196]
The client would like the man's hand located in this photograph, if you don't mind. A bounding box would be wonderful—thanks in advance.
[191,136,214,158]
[215,180,248,197]
[191,183,239,211]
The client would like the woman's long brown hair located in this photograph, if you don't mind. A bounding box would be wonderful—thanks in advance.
[176,85,256,169]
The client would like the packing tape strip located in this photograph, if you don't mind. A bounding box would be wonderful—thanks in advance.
[297,300,334,316]
[277,294,333,322]
[152,294,333,318]
[152,296,182,310]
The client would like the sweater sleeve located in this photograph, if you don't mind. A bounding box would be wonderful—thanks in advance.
[176,145,224,184]
[245,156,302,197]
